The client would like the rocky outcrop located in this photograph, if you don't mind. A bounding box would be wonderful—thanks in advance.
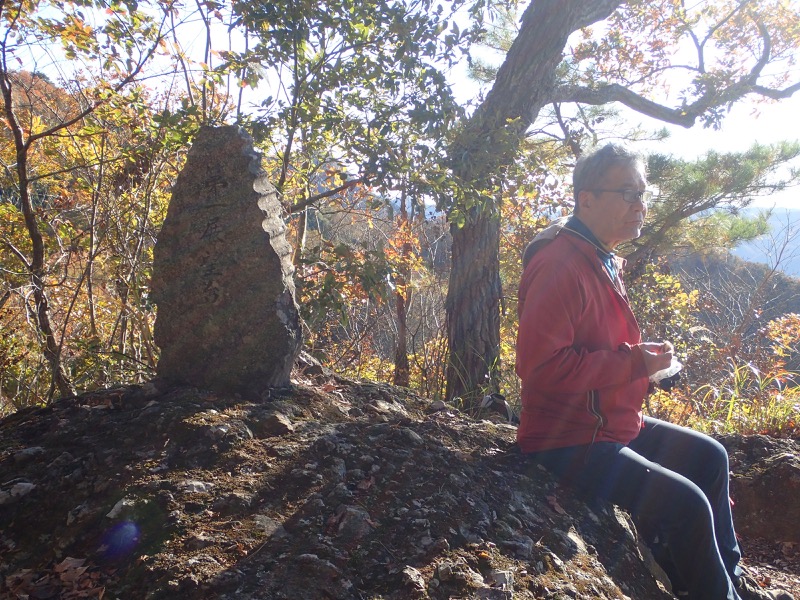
[1,376,797,599]
[0,377,676,599]
[721,434,800,543]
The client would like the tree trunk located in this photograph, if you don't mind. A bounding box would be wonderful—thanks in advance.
[444,0,623,403]
[87,175,100,340]
[0,69,75,400]
[393,197,411,388]
[292,207,308,268]
[34,278,75,400]
[393,287,410,387]
[445,211,501,403]
[115,277,130,356]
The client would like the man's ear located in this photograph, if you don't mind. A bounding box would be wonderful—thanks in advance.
[576,189,593,212]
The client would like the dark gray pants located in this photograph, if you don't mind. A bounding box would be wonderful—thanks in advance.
[524,417,743,600]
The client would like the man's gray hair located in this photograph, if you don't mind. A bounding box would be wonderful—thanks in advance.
[573,143,646,211]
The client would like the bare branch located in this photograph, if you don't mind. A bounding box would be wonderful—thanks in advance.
[552,103,582,157]
[554,72,800,129]
[553,8,794,129]
[287,177,368,214]
[26,13,170,147]
[749,20,773,84]
[554,83,703,127]
[751,81,800,99]
[699,1,751,55]
[1,239,31,270]
[27,155,127,185]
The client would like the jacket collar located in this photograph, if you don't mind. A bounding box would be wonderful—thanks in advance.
[561,217,627,296]
[564,216,614,257]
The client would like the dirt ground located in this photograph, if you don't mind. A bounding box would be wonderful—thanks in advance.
[1,368,798,599]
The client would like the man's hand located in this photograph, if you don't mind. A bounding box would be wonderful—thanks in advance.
[640,341,673,376]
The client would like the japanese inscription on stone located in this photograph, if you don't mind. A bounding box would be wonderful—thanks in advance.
[151,126,302,396]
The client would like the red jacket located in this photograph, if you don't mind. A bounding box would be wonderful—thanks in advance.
[515,230,650,453]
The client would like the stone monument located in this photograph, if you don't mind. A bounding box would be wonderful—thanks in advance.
[151,126,302,396]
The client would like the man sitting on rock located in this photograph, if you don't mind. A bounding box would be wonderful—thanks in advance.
[515,142,793,600]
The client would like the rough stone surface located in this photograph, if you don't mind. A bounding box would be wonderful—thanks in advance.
[721,434,800,542]
[249,411,294,437]
[151,125,301,396]
[0,375,798,599]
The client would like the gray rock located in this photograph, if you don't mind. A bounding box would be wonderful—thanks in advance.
[212,492,252,515]
[67,502,92,525]
[152,125,302,397]
[476,589,513,600]
[345,468,365,482]
[47,452,76,469]
[458,522,484,545]
[436,561,457,582]
[203,419,253,445]
[295,351,333,378]
[186,532,217,550]
[253,515,286,538]
[327,458,347,481]
[719,435,800,542]
[336,505,373,543]
[251,412,294,437]
[186,554,220,568]
[287,554,353,599]
[489,569,514,591]
[178,480,215,494]
[10,481,35,498]
[0,480,36,506]
[326,482,354,504]
[13,447,45,463]
[106,496,139,519]
[400,565,428,598]
[456,563,484,586]
[499,534,534,559]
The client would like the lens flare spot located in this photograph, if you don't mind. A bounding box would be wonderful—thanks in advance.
[100,521,141,559]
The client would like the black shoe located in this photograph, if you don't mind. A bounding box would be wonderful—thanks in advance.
[736,573,794,600]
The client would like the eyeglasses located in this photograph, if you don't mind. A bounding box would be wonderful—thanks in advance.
[589,189,653,204]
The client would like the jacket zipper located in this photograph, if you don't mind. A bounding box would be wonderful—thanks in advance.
[587,388,605,445]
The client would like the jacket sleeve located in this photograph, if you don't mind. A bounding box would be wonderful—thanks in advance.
[516,255,648,395]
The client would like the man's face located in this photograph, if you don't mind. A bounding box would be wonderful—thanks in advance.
[576,162,647,250]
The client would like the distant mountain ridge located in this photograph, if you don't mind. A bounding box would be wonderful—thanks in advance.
[732,207,800,278]
[669,250,800,373]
